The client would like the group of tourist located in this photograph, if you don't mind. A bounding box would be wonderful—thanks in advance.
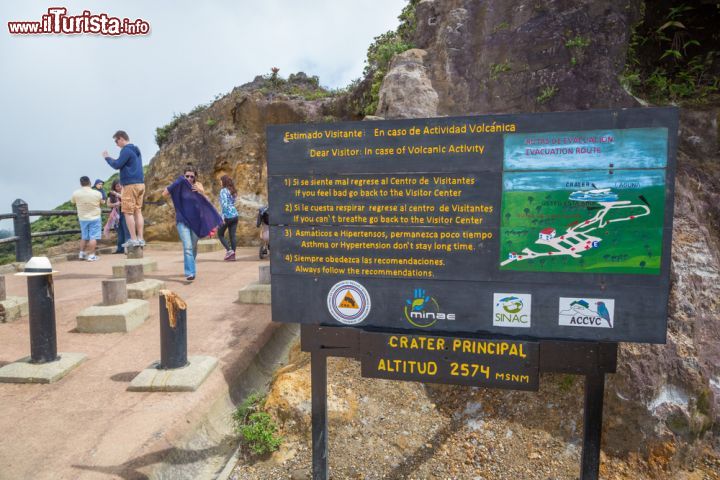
[71,129,248,281]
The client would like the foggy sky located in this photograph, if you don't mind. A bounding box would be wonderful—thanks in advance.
[0,0,407,229]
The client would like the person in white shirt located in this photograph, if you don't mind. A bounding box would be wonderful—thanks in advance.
[71,176,103,261]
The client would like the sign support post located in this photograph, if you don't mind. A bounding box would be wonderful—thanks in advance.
[311,351,329,480]
[580,368,607,480]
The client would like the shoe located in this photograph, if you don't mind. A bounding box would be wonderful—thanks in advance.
[86,255,99,262]
[121,239,137,248]
[227,251,236,261]
[78,251,86,259]
[186,275,195,281]
[223,250,233,260]
[137,239,146,247]
[112,250,124,254]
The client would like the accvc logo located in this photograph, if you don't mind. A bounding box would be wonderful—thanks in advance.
[403,288,455,328]
[493,293,532,328]
[558,297,614,328]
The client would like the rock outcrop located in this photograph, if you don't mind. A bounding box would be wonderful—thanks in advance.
[375,0,719,470]
[143,74,334,243]
[411,0,641,116]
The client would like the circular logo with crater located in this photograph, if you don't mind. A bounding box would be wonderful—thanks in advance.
[326,280,371,325]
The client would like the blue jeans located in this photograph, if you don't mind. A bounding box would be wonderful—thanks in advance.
[177,222,198,277]
[115,214,130,252]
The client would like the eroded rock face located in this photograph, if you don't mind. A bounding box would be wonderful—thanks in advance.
[376,49,439,119]
[412,0,641,114]
[603,109,720,462]
[375,0,720,468]
[143,81,332,242]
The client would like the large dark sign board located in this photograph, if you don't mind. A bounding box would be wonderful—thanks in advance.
[268,108,678,344]
[268,108,677,480]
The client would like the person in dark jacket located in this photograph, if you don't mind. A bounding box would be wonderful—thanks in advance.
[92,179,107,200]
[162,165,223,281]
[102,130,145,248]
[107,180,130,253]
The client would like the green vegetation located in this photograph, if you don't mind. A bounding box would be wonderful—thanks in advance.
[493,21,510,33]
[490,61,512,80]
[205,118,217,127]
[344,0,419,116]
[232,392,282,456]
[622,3,720,104]
[565,36,590,49]
[536,85,558,104]
[558,374,576,392]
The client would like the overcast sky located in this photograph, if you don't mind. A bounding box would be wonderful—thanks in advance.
[0,0,407,230]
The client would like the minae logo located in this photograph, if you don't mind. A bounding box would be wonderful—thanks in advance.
[493,293,532,328]
[403,288,455,328]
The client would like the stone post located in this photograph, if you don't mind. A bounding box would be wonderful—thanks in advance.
[102,279,127,306]
[0,275,6,301]
[125,264,144,284]
[127,245,144,259]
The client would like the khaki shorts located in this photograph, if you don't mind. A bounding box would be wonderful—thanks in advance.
[121,183,145,214]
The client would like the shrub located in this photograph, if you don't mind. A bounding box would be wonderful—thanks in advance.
[232,392,282,456]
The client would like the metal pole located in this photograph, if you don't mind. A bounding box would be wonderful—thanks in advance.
[580,370,605,480]
[12,199,32,263]
[159,293,188,369]
[27,275,58,363]
[311,351,329,480]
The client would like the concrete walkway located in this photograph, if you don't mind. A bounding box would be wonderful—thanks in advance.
[0,246,282,480]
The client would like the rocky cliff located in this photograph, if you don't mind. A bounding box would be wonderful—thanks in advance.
[143,73,335,243]
[375,0,720,471]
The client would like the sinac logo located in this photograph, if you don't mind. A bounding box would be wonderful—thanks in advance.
[403,288,455,328]
[498,296,524,314]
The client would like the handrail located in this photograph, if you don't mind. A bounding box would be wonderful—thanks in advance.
[1,199,116,263]
[31,229,81,238]
[0,236,19,245]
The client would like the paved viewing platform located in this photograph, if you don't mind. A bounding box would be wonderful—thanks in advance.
[0,245,288,480]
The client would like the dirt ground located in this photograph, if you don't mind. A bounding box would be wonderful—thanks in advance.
[231,353,720,480]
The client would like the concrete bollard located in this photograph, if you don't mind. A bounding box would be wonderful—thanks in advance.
[159,291,188,369]
[125,264,144,284]
[102,279,127,306]
[126,245,144,259]
[0,275,6,301]
[259,265,271,285]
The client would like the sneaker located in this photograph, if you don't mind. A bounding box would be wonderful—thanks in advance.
[186,275,195,281]
[78,251,86,260]
[137,239,146,247]
[224,250,233,260]
[86,254,99,262]
[227,251,236,261]
[121,239,137,248]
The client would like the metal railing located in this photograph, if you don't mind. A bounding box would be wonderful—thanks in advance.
[0,199,111,262]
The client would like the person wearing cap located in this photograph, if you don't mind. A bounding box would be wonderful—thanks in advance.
[91,179,107,201]
[71,176,103,262]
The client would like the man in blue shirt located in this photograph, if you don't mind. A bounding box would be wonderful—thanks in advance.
[102,130,145,247]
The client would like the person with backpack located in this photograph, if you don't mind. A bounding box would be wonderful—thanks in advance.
[217,175,239,261]
[257,206,270,259]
